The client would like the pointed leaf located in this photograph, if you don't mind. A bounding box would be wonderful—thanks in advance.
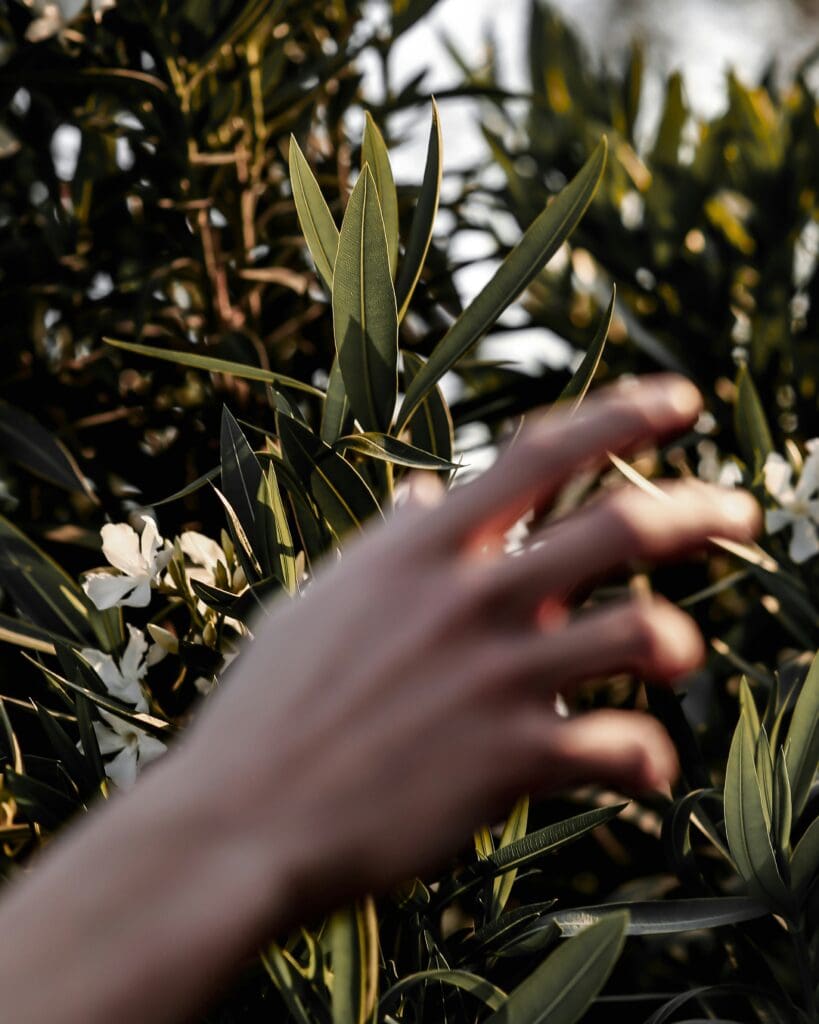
[492,794,530,919]
[257,464,298,593]
[395,99,443,318]
[320,354,351,445]
[334,432,456,470]
[104,337,322,397]
[0,401,94,499]
[333,166,398,432]
[362,112,399,278]
[484,911,627,1024]
[288,135,339,290]
[785,650,819,819]
[396,138,608,429]
[277,415,382,537]
[558,288,614,408]
[734,363,773,468]
[790,816,819,897]
[380,970,506,1015]
[724,715,789,911]
[488,803,627,877]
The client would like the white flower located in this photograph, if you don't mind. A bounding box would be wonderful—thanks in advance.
[83,516,171,610]
[763,440,819,564]
[178,531,228,589]
[80,625,149,712]
[93,711,166,789]
[697,441,743,488]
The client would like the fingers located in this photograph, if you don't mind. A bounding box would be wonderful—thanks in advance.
[487,479,760,608]
[433,374,703,548]
[506,595,705,694]
[522,709,680,795]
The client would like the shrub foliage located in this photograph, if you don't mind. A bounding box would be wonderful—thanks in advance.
[0,2,817,1022]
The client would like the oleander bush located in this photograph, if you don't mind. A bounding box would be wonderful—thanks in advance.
[0,1,817,1022]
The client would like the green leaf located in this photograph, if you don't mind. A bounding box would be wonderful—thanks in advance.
[772,746,792,857]
[288,134,339,290]
[484,911,627,1024]
[790,816,819,897]
[734,363,773,469]
[333,166,399,432]
[538,897,768,938]
[380,970,507,1015]
[488,803,627,877]
[395,138,608,429]
[0,515,93,643]
[785,650,819,820]
[75,692,105,787]
[724,715,790,911]
[221,406,262,542]
[362,112,399,278]
[334,432,457,470]
[26,654,171,742]
[0,401,94,499]
[402,350,455,467]
[277,415,382,537]
[492,794,530,919]
[261,945,315,1024]
[558,289,614,408]
[395,99,443,319]
[330,899,377,1024]
[320,354,351,445]
[103,337,323,397]
[3,768,78,830]
[34,702,97,796]
[256,463,298,594]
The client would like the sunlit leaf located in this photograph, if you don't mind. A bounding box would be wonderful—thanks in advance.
[395,99,442,319]
[334,432,456,470]
[333,166,399,432]
[362,112,399,278]
[396,138,608,429]
[289,134,340,291]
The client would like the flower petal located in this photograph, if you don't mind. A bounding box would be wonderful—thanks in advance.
[93,721,127,755]
[180,531,225,570]
[106,745,139,788]
[100,522,143,575]
[789,517,819,564]
[762,453,794,504]
[120,625,148,684]
[795,443,819,502]
[765,508,797,535]
[82,572,145,611]
[137,735,167,766]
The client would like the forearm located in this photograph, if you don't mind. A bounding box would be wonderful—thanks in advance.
[0,743,292,1024]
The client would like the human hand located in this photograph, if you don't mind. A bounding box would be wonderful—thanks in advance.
[182,373,761,928]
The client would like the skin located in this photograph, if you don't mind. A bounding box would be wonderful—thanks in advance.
[0,374,761,1023]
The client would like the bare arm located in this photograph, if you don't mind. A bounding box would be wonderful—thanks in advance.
[0,375,761,1023]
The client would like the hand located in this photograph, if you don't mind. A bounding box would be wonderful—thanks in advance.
[184,373,761,925]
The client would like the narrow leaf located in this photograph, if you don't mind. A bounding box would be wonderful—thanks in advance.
[484,911,627,1024]
[333,166,399,432]
[558,288,614,408]
[320,354,351,445]
[104,337,323,397]
[288,134,339,290]
[334,432,456,470]
[396,138,608,429]
[734,363,773,468]
[395,98,443,319]
[362,112,399,278]
[785,650,819,819]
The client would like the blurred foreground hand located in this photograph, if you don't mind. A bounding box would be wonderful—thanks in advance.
[0,375,761,1024]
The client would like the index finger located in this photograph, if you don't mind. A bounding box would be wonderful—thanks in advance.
[435,373,703,548]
